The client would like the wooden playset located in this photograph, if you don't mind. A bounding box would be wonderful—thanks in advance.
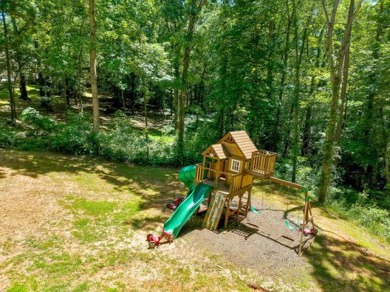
[195,131,316,256]
[147,130,316,255]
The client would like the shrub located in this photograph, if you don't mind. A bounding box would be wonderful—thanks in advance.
[0,124,17,148]
[20,107,56,133]
[329,195,390,242]
[50,113,96,155]
[98,112,175,165]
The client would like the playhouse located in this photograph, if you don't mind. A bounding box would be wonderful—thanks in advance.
[195,131,276,230]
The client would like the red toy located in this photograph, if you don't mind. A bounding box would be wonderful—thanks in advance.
[166,196,184,211]
[303,227,318,236]
[146,229,174,248]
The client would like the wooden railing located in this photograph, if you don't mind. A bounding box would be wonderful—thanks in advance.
[250,150,277,178]
[195,164,242,193]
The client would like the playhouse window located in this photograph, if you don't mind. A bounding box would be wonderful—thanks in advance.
[230,159,240,172]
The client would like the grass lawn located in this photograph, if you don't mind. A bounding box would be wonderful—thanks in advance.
[0,150,266,291]
[1,149,389,291]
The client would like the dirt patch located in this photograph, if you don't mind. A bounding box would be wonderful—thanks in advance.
[0,172,67,242]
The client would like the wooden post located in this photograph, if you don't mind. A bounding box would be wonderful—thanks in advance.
[298,192,308,256]
[298,192,316,256]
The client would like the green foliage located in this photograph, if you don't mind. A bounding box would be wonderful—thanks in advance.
[181,117,219,164]
[50,113,96,155]
[20,107,56,132]
[0,0,388,219]
[329,190,390,242]
[0,124,18,148]
[98,112,174,165]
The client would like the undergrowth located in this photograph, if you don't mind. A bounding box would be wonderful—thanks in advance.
[328,190,390,243]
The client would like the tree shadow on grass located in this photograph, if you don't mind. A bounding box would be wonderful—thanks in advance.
[0,168,5,179]
[0,149,185,214]
[125,214,167,230]
[306,233,390,291]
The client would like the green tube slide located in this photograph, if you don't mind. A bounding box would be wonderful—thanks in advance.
[178,164,197,190]
[163,165,213,238]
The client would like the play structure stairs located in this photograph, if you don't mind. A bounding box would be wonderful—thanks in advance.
[203,191,226,231]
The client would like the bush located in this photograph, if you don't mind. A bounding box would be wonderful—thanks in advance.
[50,113,96,155]
[97,112,174,165]
[349,204,390,241]
[0,124,17,148]
[20,107,56,133]
[181,118,219,165]
[329,195,390,242]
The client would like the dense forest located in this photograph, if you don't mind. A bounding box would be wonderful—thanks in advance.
[0,0,389,215]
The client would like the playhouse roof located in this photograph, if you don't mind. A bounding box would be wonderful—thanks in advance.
[217,131,257,160]
[202,144,228,159]
[211,144,227,159]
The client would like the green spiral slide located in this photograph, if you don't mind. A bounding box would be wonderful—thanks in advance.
[163,165,213,238]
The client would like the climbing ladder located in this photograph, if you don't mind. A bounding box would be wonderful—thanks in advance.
[203,191,226,231]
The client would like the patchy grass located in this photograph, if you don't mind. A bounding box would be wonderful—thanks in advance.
[0,150,269,291]
[71,198,117,215]
[0,149,389,291]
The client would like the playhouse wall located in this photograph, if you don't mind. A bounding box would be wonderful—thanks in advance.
[210,160,225,179]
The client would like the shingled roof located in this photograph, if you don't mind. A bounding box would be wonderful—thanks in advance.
[210,144,227,159]
[218,131,257,160]
[202,144,228,159]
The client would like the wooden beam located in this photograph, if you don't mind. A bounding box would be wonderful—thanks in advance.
[269,176,302,190]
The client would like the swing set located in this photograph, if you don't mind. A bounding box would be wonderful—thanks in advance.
[260,176,317,256]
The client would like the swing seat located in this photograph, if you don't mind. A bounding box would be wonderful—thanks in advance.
[284,220,298,231]
[250,205,261,214]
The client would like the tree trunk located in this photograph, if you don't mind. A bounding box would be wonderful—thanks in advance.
[318,0,361,203]
[277,0,292,154]
[38,72,46,97]
[143,85,149,161]
[177,0,207,163]
[264,19,276,151]
[89,0,99,131]
[291,0,311,182]
[302,27,325,156]
[173,45,180,129]
[335,36,351,146]
[301,105,312,156]
[19,73,29,100]
[1,8,16,125]
[10,15,29,101]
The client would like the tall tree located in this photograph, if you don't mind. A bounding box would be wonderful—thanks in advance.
[89,0,99,131]
[177,0,207,163]
[1,2,17,125]
[291,0,313,182]
[318,0,362,203]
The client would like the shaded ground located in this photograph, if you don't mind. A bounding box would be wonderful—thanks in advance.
[0,149,389,291]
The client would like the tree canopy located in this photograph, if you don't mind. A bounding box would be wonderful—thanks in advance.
[0,0,389,205]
